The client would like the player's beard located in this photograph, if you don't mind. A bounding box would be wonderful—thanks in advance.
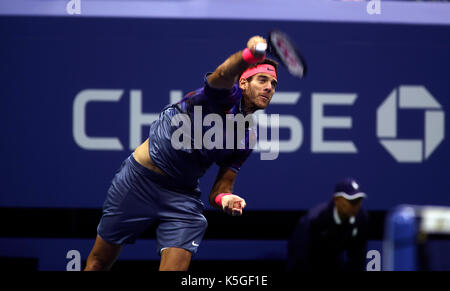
[244,86,270,113]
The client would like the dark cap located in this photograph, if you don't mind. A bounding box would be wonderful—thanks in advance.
[333,178,367,200]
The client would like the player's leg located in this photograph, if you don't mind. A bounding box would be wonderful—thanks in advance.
[86,154,156,270]
[85,235,123,271]
[156,191,208,271]
[159,247,192,271]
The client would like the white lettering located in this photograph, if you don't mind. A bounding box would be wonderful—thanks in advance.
[366,250,381,271]
[203,113,223,150]
[129,90,159,150]
[66,250,81,271]
[66,0,81,15]
[311,93,358,153]
[73,89,124,150]
[366,0,381,15]
[171,113,192,150]
[257,113,280,160]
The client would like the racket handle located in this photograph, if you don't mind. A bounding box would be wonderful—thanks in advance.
[254,42,267,57]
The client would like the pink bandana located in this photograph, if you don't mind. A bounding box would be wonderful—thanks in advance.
[240,64,277,81]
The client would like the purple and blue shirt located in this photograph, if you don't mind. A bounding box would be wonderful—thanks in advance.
[148,74,256,194]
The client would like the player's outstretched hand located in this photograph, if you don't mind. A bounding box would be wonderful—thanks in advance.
[221,194,247,216]
[247,35,267,58]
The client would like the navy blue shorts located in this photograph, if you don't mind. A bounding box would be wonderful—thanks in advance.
[97,154,207,255]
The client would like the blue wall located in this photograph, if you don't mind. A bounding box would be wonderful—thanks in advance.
[1,17,449,210]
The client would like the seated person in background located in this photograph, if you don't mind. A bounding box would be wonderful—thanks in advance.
[287,177,369,271]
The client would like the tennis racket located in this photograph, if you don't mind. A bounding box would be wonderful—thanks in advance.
[255,30,307,79]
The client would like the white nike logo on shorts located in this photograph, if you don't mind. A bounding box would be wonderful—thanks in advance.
[192,241,199,247]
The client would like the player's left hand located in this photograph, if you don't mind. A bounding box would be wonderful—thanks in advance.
[221,194,247,216]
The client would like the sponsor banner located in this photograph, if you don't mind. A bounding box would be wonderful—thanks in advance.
[1,17,449,210]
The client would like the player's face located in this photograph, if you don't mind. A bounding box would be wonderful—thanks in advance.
[240,73,277,111]
[334,196,363,220]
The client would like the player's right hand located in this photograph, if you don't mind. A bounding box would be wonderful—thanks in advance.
[247,35,267,58]
[221,194,247,216]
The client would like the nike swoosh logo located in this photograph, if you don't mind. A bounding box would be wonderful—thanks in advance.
[192,241,199,247]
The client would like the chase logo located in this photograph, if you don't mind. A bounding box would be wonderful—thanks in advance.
[376,85,445,163]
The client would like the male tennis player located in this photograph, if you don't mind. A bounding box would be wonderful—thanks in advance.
[84,35,279,271]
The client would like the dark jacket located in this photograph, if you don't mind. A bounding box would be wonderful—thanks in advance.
[287,200,368,271]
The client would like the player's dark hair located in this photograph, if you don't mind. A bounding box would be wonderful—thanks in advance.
[246,58,279,82]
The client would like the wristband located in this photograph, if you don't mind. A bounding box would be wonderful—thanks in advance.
[242,48,265,64]
[215,193,232,207]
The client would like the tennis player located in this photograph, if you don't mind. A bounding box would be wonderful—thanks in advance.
[84,35,279,271]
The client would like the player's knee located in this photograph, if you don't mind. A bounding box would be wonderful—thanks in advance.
[85,257,110,271]
[159,247,192,271]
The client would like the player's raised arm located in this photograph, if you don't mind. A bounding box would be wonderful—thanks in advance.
[207,35,267,90]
